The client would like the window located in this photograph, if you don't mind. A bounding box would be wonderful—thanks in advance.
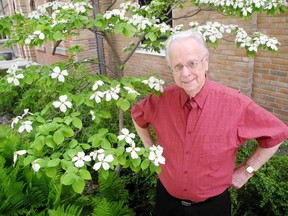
[30,0,36,11]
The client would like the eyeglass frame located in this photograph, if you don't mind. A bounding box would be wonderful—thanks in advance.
[171,56,206,74]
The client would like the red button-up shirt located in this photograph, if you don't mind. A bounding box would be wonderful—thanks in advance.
[132,78,288,202]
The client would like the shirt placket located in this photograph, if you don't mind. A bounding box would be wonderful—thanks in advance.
[181,99,199,199]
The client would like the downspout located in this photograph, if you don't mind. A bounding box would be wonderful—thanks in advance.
[92,0,106,75]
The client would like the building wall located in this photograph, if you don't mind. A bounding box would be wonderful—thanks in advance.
[118,1,288,124]
[3,0,287,125]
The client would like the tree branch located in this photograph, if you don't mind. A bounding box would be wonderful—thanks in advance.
[122,33,146,65]
[52,40,62,55]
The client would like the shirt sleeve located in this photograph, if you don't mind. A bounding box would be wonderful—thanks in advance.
[131,94,156,128]
[237,98,288,148]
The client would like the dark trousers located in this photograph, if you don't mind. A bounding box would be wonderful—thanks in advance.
[154,180,231,216]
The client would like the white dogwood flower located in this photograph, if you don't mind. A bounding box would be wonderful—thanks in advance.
[92,80,104,91]
[90,91,104,103]
[6,64,19,74]
[90,110,96,120]
[118,128,135,144]
[123,86,140,95]
[7,73,24,86]
[11,116,21,128]
[90,149,105,160]
[53,95,72,113]
[32,159,41,172]
[126,142,141,159]
[18,121,33,133]
[51,66,68,82]
[13,150,27,165]
[72,152,91,168]
[148,145,165,166]
[104,85,120,101]
[142,77,165,92]
[93,153,114,171]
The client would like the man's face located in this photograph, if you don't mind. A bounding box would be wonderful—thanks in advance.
[168,38,209,97]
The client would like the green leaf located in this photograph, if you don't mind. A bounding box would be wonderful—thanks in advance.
[53,31,63,41]
[33,135,45,151]
[72,117,82,129]
[88,134,97,143]
[61,173,77,185]
[53,130,65,145]
[98,128,109,137]
[141,159,150,170]
[81,143,91,150]
[72,177,85,193]
[46,167,57,178]
[25,74,33,84]
[38,125,49,135]
[23,155,35,167]
[67,166,79,174]
[107,133,117,143]
[115,147,125,156]
[114,23,124,34]
[118,155,127,166]
[64,116,73,125]
[67,149,77,159]
[100,170,109,180]
[131,157,141,167]
[61,125,74,137]
[126,92,137,101]
[74,19,83,29]
[36,115,46,123]
[71,111,81,117]
[116,98,130,111]
[53,117,64,123]
[39,122,59,135]
[100,138,111,149]
[61,159,73,170]
[79,169,92,180]
[45,135,56,148]
[99,110,111,118]
[69,139,78,148]
[146,32,157,41]
[47,158,61,167]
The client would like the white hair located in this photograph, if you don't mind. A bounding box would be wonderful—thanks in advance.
[165,29,209,65]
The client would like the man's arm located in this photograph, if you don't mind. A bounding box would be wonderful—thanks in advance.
[231,142,282,189]
[132,119,154,148]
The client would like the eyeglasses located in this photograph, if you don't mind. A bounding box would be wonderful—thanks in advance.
[172,56,205,74]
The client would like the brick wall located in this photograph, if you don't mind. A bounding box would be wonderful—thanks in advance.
[117,2,288,125]
[7,0,287,125]
[253,13,288,123]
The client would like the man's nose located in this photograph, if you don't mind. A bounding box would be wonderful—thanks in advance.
[181,65,192,76]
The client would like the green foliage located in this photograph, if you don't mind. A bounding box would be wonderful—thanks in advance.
[48,205,83,216]
[0,0,287,215]
[122,169,158,216]
[231,139,288,216]
[92,198,135,216]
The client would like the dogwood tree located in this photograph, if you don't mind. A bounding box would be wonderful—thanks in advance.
[0,0,286,198]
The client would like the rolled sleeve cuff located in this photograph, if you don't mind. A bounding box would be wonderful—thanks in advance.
[131,106,149,128]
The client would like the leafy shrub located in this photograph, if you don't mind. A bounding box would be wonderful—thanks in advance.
[231,139,288,216]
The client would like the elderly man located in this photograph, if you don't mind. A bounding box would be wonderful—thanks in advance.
[131,29,288,216]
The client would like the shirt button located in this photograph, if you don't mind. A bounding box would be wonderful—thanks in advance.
[184,171,188,174]
[183,189,188,192]
[185,151,190,154]
[187,131,192,134]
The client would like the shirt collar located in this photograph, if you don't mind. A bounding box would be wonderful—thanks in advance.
[180,76,210,110]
